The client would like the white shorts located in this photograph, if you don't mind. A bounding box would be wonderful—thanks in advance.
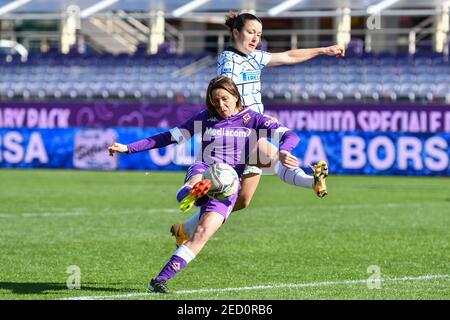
[243,165,263,176]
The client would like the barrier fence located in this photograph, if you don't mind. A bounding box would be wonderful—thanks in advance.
[1,102,449,176]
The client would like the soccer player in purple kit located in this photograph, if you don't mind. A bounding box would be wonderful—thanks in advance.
[108,76,300,293]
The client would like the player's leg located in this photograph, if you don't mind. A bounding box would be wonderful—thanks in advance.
[171,212,200,247]
[175,162,206,204]
[184,192,236,254]
[276,161,329,197]
[150,211,224,293]
[176,163,212,212]
[232,172,261,211]
[174,168,260,248]
[230,136,268,212]
[179,179,211,212]
[172,163,211,247]
[150,193,237,293]
[257,138,311,185]
[183,211,224,254]
[257,138,328,197]
[276,163,313,188]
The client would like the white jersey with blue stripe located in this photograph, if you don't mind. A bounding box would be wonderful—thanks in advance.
[217,48,271,114]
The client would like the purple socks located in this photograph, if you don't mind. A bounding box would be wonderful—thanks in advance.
[155,255,187,282]
[154,245,196,283]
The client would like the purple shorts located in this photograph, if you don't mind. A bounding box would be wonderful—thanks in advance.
[185,162,240,222]
[200,191,239,221]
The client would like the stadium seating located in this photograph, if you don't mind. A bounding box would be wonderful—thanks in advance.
[1,50,449,103]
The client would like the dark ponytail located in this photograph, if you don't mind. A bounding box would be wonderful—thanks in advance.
[225,11,262,36]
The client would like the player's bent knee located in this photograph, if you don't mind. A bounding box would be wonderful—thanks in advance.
[233,196,252,212]
[192,225,211,244]
[241,197,252,209]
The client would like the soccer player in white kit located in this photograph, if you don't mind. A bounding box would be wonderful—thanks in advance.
[171,12,345,246]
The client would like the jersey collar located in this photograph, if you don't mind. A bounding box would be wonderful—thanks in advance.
[226,46,248,57]
[225,107,251,121]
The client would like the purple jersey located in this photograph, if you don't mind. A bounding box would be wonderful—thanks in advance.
[127,107,300,178]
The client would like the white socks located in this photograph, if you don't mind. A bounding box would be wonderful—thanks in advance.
[183,210,201,237]
[174,244,196,264]
[276,162,313,189]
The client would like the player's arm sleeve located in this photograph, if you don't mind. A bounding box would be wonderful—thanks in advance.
[127,112,203,154]
[253,50,272,70]
[126,131,174,154]
[217,56,240,83]
[256,114,300,152]
[277,129,300,152]
[260,50,272,68]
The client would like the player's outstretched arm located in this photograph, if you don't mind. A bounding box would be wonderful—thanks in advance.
[108,142,128,156]
[107,113,202,157]
[267,44,345,67]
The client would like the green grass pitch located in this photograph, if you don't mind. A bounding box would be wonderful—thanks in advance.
[0,169,449,300]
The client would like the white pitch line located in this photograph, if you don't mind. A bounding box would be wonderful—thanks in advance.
[0,211,84,218]
[62,274,450,300]
[22,211,84,217]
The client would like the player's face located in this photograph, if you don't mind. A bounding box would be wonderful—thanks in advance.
[211,88,239,118]
[233,20,262,54]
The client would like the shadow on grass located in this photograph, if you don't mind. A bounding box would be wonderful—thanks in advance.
[0,282,128,295]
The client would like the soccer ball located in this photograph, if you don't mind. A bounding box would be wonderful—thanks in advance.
[203,163,239,200]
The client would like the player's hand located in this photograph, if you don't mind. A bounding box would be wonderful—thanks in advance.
[279,150,299,169]
[108,142,128,156]
[324,44,345,57]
